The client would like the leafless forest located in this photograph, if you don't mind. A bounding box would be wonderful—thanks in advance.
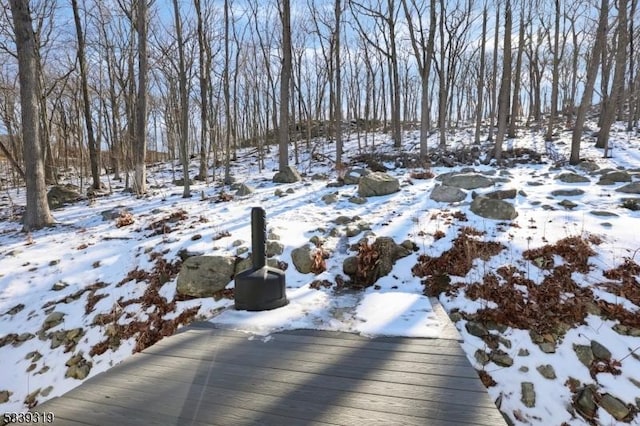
[1,0,639,230]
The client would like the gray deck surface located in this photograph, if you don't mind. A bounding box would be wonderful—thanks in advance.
[31,324,506,425]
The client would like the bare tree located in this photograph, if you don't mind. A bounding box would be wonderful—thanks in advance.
[493,0,512,160]
[278,0,292,171]
[474,4,487,144]
[9,0,54,230]
[569,0,608,164]
[508,4,525,138]
[133,0,149,195]
[545,0,562,141]
[172,0,191,197]
[334,0,343,168]
[596,0,628,155]
[71,0,101,190]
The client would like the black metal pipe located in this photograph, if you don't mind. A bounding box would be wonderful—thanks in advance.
[251,207,266,269]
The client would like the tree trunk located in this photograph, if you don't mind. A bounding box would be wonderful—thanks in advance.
[569,0,608,164]
[488,3,500,141]
[545,0,561,141]
[597,0,628,154]
[194,0,209,182]
[334,0,343,167]
[508,5,525,138]
[474,5,488,144]
[278,0,292,171]
[172,0,191,197]
[9,0,54,231]
[133,0,148,195]
[72,0,101,190]
[494,0,512,160]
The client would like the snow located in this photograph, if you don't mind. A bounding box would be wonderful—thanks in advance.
[1,123,640,425]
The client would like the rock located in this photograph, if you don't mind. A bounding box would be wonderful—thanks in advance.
[575,386,597,419]
[47,185,84,209]
[274,188,285,197]
[465,321,489,337]
[616,182,640,194]
[311,173,327,181]
[590,210,619,217]
[490,350,513,367]
[348,196,367,204]
[536,364,557,379]
[470,196,518,220]
[333,215,354,225]
[291,245,313,274]
[286,188,294,194]
[65,354,92,380]
[518,348,530,357]
[557,172,590,183]
[441,173,494,189]
[474,349,490,366]
[176,256,235,297]
[598,171,632,185]
[485,188,517,200]
[521,382,536,408]
[528,181,544,186]
[266,241,284,257]
[551,189,585,197]
[576,161,600,172]
[599,394,631,421]
[0,390,12,403]
[400,240,418,252]
[267,230,280,240]
[235,183,254,196]
[344,225,363,238]
[100,206,130,221]
[631,378,640,389]
[344,168,370,185]
[574,344,594,367]
[321,193,338,204]
[358,172,400,197]
[590,340,611,360]
[558,199,578,209]
[538,342,556,353]
[343,257,358,275]
[232,239,244,247]
[42,312,65,330]
[519,366,529,373]
[371,237,411,277]
[273,165,302,183]
[430,184,467,203]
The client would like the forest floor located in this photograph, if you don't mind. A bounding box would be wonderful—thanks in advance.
[1,123,640,425]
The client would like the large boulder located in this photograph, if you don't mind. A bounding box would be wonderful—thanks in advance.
[176,256,235,297]
[291,244,313,274]
[430,184,467,203]
[343,168,370,185]
[47,185,84,209]
[470,196,518,220]
[235,183,254,196]
[598,171,631,185]
[556,172,590,183]
[358,172,400,197]
[440,173,493,190]
[273,165,302,183]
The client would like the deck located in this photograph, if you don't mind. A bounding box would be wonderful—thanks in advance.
[29,316,506,426]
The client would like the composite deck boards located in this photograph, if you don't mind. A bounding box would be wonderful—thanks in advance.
[27,325,506,426]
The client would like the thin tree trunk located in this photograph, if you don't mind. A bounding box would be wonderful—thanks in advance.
[278,0,292,171]
[494,0,512,160]
[133,0,148,195]
[474,5,487,144]
[508,5,525,139]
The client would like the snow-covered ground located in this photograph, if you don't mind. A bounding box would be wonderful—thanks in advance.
[1,123,639,425]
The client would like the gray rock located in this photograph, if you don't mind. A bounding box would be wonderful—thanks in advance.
[485,188,517,200]
[47,185,84,209]
[235,183,254,196]
[590,340,611,360]
[575,386,597,419]
[291,245,313,274]
[344,168,370,185]
[521,382,536,408]
[528,181,545,186]
[286,188,295,194]
[267,230,280,240]
[518,348,530,357]
[490,350,514,367]
[470,196,518,220]
[333,215,354,225]
[343,257,358,275]
[551,189,585,197]
[51,281,69,291]
[538,342,556,353]
[598,171,632,185]
[536,364,557,379]
[576,161,600,172]
[266,241,284,257]
[101,206,130,221]
[556,172,590,183]
[441,173,494,189]
[177,256,235,297]
[0,390,11,403]
[616,182,640,194]
[43,312,65,330]
[590,210,619,217]
[574,344,594,367]
[558,199,578,209]
[519,366,529,373]
[232,239,244,247]
[65,354,92,380]
[599,394,631,421]
[474,349,490,366]
[274,188,285,197]
[465,321,489,337]
[371,237,411,277]
[173,178,193,186]
[430,184,467,203]
[322,193,338,204]
[348,196,367,204]
[273,165,302,183]
[358,172,400,197]
[344,225,363,238]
